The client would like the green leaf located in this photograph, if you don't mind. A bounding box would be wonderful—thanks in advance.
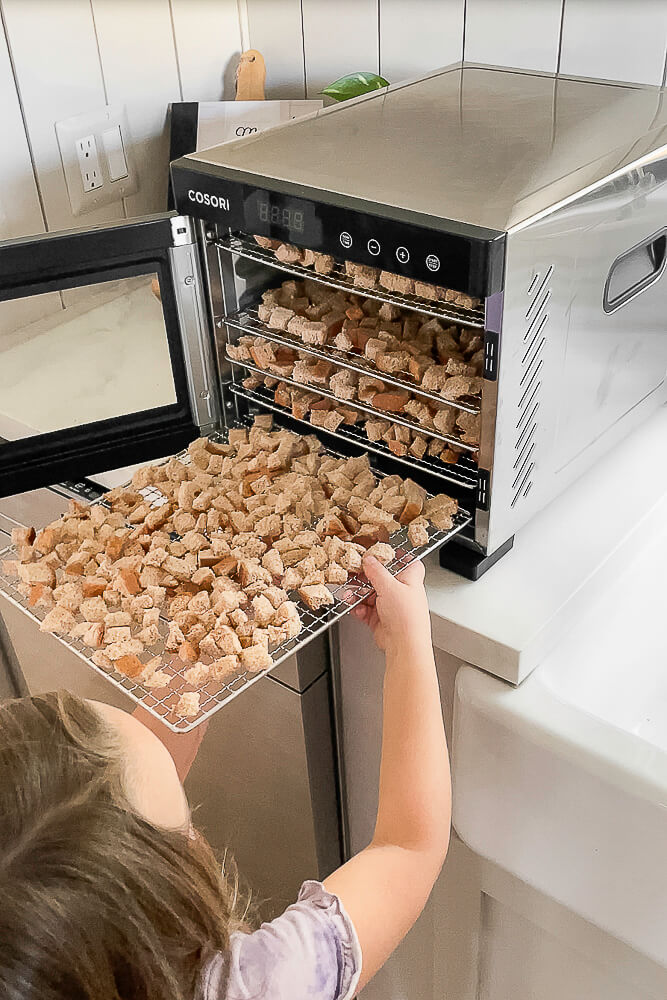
[321,71,389,102]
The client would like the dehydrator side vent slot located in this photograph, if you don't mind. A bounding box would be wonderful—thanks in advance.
[511,267,551,507]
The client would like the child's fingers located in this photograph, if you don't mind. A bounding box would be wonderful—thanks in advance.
[362,554,399,596]
[351,603,375,628]
[395,559,425,588]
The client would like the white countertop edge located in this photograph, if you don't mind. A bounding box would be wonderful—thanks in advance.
[424,403,667,684]
[455,663,667,814]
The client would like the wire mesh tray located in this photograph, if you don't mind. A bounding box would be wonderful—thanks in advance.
[229,355,478,454]
[224,307,481,415]
[0,437,471,733]
[217,232,486,329]
[230,383,479,491]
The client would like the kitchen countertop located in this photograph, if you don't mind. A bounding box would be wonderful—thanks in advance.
[424,401,667,684]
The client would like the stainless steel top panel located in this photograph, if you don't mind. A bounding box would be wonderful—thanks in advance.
[187,64,667,233]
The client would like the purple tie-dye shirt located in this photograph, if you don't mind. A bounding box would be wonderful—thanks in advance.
[201,881,362,1000]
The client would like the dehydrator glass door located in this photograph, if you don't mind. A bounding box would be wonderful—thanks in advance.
[0,214,201,498]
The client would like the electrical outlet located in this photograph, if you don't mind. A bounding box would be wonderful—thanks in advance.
[56,105,139,217]
[75,134,103,192]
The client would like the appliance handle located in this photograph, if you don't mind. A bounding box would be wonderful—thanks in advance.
[603,228,667,314]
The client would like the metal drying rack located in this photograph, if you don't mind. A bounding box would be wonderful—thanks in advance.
[225,306,481,415]
[229,356,478,453]
[230,382,480,491]
[217,232,486,329]
[0,431,471,733]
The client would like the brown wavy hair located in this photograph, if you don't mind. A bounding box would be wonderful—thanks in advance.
[0,692,244,1000]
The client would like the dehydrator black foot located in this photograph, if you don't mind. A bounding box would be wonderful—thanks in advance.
[439,535,514,580]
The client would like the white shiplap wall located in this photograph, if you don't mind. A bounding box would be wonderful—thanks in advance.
[0,0,666,253]
[0,0,241,241]
[246,0,667,95]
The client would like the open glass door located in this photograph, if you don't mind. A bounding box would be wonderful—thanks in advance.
[0,213,217,498]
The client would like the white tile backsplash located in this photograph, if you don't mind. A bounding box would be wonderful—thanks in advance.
[380,0,465,83]
[170,0,242,102]
[1,0,124,233]
[91,0,180,217]
[302,0,379,100]
[559,0,667,86]
[464,0,564,73]
[245,0,307,99]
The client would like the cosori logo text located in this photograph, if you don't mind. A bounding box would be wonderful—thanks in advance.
[188,190,230,211]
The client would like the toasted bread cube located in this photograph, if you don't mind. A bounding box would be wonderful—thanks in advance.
[275,243,303,265]
[261,548,285,577]
[91,649,113,671]
[326,562,348,585]
[212,622,243,656]
[240,643,272,674]
[72,622,105,648]
[113,654,144,679]
[440,375,477,400]
[165,622,186,652]
[183,662,212,687]
[103,625,132,644]
[81,578,107,598]
[191,567,215,590]
[298,584,334,611]
[314,253,335,274]
[282,566,304,590]
[79,597,107,623]
[254,235,281,250]
[351,264,379,289]
[137,625,161,647]
[372,391,409,413]
[365,542,394,565]
[407,518,430,547]
[144,668,171,689]
[18,562,57,588]
[339,544,363,573]
[421,365,449,393]
[252,594,276,627]
[379,271,415,295]
[106,639,144,661]
[11,525,36,548]
[178,640,199,663]
[188,590,211,615]
[176,691,201,718]
[210,654,240,682]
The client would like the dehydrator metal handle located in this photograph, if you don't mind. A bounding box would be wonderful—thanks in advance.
[603,229,667,313]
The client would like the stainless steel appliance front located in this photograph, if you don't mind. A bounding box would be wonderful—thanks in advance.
[172,63,667,559]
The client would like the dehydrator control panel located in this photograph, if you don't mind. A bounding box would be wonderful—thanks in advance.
[170,163,504,298]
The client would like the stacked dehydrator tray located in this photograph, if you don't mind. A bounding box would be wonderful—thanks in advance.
[2,64,667,730]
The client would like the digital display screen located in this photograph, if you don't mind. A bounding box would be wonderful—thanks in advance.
[258,200,304,233]
[244,189,321,244]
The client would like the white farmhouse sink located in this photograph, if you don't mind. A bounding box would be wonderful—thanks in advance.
[453,517,667,967]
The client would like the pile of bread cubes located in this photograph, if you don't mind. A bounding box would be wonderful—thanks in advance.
[228,256,482,465]
[2,418,458,719]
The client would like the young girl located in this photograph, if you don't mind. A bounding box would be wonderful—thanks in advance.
[0,554,451,1000]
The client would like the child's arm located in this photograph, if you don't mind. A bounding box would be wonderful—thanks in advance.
[324,555,451,993]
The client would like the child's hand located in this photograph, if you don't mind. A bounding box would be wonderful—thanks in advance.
[352,555,432,655]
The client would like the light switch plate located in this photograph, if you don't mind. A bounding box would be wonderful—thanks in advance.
[102,126,129,181]
[56,105,139,217]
